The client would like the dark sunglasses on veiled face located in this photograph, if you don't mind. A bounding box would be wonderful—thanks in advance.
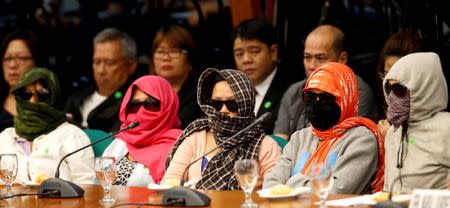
[207,99,239,112]
[17,88,52,103]
[128,98,161,114]
[302,90,336,104]
[385,83,408,97]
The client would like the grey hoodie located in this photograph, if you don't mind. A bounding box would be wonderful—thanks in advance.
[383,52,450,192]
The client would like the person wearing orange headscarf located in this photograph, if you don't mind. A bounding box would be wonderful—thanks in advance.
[263,62,384,194]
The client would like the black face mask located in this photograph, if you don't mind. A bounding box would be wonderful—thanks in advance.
[305,101,341,130]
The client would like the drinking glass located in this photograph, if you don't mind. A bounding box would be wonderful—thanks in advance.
[0,153,18,197]
[95,157,117,203]
[234,159,259,208]
[309,163,333,208]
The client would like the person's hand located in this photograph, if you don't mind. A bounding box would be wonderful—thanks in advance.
[377,119,391,139]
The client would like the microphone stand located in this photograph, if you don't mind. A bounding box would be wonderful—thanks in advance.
[37,122,139,198]
[161,112,272,206]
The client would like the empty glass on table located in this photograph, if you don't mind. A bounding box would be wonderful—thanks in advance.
[235,159,259,208]
[309,163,333,208]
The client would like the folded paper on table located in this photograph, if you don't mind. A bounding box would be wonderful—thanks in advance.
[316,192,411,206]
[409,189,450,208]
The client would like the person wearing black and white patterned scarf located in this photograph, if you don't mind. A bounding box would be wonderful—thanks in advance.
[166,68,265,190]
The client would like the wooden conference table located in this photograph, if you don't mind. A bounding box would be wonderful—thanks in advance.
[0,184,370,208]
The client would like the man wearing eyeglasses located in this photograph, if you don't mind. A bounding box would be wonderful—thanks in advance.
[273,24,374,140]
[64,28,137,133]
[232,18,294,134]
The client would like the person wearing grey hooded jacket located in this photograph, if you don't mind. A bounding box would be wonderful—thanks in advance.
[383,52,450,192]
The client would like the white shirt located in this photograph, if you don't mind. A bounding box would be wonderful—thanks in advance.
[102,139,154,186]
[80,91,107,128]
[254,68,277,114]
[0,122,95,184]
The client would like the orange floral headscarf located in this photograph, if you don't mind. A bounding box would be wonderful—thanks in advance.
[301,62,384,192]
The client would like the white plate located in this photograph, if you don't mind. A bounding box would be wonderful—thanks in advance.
[21,180,40,188]
[147,183,174,193]
[258,187,311,200]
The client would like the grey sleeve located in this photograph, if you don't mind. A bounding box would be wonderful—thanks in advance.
[330,127,378,194]
[262,132,298,188]
[273,85,294,136]
[274,81,307,136]
[356,76,375,117]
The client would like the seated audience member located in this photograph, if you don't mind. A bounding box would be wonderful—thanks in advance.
[1,29,42,131]
[232,18,293,134]
[150,24,203,129]
[376,29,423,138]
[0,68,95,184]
[163,68,281,190]
[273,25,374,140]
[383,52,450,192]
[65,28,137,133]
[264,63,384,194]
[102,75,181,186]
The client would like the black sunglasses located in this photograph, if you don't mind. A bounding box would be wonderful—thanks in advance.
[128,98,160,114]
[207,99,238,112]
[385,83,408,97]
[302,90,336,104]
[17,88,52,103]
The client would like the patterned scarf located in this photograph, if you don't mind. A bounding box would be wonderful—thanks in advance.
[116,75,181,183]
[12,68,66,140]
[386,91,410,130]
[166,68,265,190]
[301,63,385,192]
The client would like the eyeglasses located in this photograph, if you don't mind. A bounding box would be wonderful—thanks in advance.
[385,83,408,97]
[127,98,161,114]
[302,90,336,104]
[2,56,33,64]
[153,48,188,60]
[206,99,239,112]
[16,88,52,103]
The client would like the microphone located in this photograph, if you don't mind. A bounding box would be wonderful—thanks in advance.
[372,170,449,208]
[161,112,271,206]
[37,122,140,198]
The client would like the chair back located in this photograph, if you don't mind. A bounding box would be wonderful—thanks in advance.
[269,135,288,150]
[83,129,114,157]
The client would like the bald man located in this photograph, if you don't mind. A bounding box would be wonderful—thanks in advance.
[273,25,374,140]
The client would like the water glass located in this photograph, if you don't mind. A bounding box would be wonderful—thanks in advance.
[309,163,333,208]
[0,153,18,197]
[95,157,117,203]
[234,159,259,208]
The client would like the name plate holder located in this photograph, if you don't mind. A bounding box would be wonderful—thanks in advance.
[409,189,450,208]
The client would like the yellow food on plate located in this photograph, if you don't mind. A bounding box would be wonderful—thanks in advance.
[162,178,180,187]
[270,185,294,195]
[374,192,389,202]
[34,174,49,184]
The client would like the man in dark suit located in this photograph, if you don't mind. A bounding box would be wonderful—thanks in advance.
[232,18,293,134]
[64,28,137,133]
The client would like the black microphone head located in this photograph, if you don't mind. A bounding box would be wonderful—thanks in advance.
[126,121,140,129]
[258,112,272,122]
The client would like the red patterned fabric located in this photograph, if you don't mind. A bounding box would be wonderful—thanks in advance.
[301,62,385,192]
[117,75,182,183]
